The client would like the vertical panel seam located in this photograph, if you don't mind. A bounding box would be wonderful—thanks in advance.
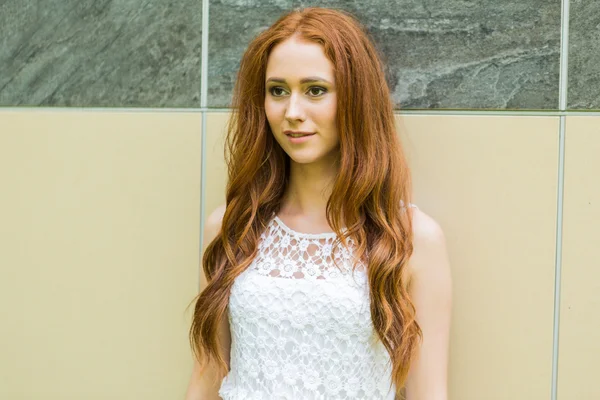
[552,116,566,400]
[552,0,570,397]
[558,0,570,111]
[199,0,210,290]
[200,112,207,291]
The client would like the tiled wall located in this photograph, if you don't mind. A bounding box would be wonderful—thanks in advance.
[1,0,598,109]
[567,1,600,109]
[0,1,202,107]
[1,1,599,399]
[208,0,562,110]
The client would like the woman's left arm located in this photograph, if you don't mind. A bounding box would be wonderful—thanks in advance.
[403,209,453,400]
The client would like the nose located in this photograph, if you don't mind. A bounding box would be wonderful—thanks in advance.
[284,93,305,123]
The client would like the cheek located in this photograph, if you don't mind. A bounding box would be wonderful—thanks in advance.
[264,101,282,127]
[317,99,337,128]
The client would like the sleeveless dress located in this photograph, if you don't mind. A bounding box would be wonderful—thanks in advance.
[218,207,416,399]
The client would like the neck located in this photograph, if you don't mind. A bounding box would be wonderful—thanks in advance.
[280,155,339,221]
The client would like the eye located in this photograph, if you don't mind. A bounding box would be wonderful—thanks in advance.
[269,87,287,97]
[307,86,327,97]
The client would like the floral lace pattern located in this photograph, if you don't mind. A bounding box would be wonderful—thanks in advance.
[218,214,400,400]
[253,215,367,283]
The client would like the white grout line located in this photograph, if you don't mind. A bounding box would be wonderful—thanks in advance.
[552,0,570,398]
[199,0,210,291]
[558,0,570,112]
[2,107,600,116]
[552,115,566,400]
[204,108,600,116]
[395,110,589,116]
[200,111,207,290]
[0,107,205,113]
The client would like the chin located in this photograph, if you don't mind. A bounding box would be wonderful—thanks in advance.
[282,149,321,163]
[286,147,339,165]
[288,155,319,165]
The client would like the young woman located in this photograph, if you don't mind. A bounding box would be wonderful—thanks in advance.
[186,7,452,400]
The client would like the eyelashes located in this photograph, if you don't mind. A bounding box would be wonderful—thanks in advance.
[268,86,328,98]
[307,87,327,97]
[269,87,287,97]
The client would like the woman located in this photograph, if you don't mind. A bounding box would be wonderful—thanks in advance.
[186,7,452,400]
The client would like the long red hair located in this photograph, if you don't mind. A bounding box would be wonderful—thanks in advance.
[189,7,421,393]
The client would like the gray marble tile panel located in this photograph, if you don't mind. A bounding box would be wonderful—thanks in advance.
[568,0,600,110]
[0,0,201,107]
[208,0,294,106]
[208,0,560,109]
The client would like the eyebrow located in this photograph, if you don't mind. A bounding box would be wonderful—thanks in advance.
[266,76,333,85]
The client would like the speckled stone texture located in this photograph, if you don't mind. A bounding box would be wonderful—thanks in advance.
[568,0,600,110]
[0,0,201,107]
[208,0,561,110]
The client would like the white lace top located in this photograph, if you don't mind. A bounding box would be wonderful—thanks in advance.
[218,210,413,400]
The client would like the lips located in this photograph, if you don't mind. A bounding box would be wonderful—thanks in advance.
[284,131,315,137]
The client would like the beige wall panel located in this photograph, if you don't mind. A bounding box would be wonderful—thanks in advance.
[558,116,600,400]
[204,112,230,216]
[0,111,202,399]
[398,115,558,400]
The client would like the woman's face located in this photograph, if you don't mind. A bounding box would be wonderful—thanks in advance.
[264,36,339,166]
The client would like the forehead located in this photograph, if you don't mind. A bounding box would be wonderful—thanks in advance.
[265,36,335,82]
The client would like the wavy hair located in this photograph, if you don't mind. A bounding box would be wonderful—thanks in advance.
[189,7,421,393]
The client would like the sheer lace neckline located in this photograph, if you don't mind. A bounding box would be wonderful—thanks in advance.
[272,214,347,240]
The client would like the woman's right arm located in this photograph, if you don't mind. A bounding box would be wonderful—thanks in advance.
[185,204,231,400]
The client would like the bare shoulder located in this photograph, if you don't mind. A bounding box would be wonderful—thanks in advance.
[408,207,451,280]
[411,207,446,246]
